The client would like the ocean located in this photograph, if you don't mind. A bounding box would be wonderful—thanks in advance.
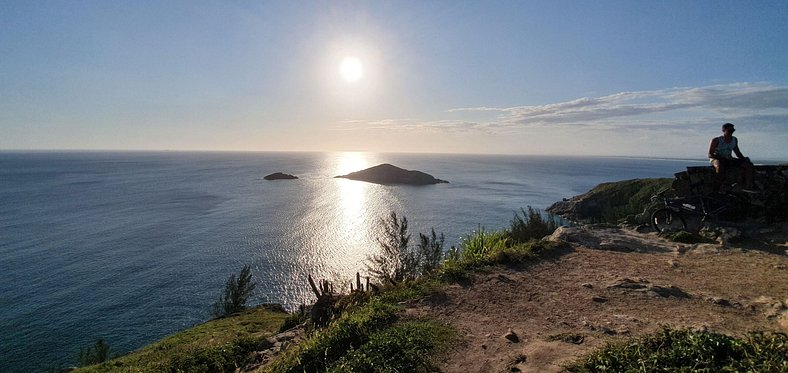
[0,151,704,371]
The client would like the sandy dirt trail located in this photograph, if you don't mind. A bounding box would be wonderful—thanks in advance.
[404,225,788,373]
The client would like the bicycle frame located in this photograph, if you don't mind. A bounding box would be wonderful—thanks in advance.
[651,189,748,226]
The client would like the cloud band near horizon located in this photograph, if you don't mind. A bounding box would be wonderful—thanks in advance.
[337,83,788,133]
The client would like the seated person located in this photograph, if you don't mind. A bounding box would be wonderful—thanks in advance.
[708,123,754,191]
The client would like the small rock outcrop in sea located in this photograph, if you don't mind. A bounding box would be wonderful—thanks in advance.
[334,163,448,185]
[264,172,298,180]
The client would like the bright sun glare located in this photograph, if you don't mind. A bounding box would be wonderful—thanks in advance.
[339,56,364,83]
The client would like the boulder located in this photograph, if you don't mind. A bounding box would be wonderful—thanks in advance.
[264,172,298,180]
[335,163,448,185]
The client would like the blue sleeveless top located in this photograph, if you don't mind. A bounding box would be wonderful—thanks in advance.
[713,135,737,160]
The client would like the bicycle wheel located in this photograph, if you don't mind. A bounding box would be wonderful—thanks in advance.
[651,208,687,233]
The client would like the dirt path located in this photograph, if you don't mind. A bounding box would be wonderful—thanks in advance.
[405,225,788,373]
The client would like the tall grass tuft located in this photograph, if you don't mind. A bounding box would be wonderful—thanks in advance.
[458,226,510,261]
[509,206,561,243]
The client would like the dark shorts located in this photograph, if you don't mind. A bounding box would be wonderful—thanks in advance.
[713,157,750,169]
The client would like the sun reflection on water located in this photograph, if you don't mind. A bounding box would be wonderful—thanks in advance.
[332,152,376,273]
[284,152,403,298]
[290,153,385,281]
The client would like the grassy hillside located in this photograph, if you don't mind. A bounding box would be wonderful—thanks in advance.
[548,178,674,223]
[74,305,288,372]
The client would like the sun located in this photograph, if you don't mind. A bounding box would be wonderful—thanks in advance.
[339,56,364,83]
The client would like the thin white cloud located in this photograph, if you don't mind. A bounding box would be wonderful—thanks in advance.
[335,83,788,133]
[445,106,507,113]
[335,118,482,132]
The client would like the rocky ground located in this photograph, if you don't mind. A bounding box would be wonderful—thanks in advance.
[406,224,788,373]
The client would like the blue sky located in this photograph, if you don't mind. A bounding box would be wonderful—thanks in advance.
[2,1,787,159]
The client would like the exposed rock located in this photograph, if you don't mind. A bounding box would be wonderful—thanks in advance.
[548,225,677,253]
[607,278,649,290]
[548,226,600,247]
[503,328,520,343]
[592,296,608,303]
[334,163,448,185]
[687,244,723,254]
[647,285,691,299]
[709,297,735,307]
[241,326,306,372]
[607,278,691,299]
[264,172,298,180]
[778,312,788,329]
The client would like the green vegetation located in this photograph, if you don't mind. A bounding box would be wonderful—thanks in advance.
[597,178,674,223]
[509,206,561,243]
[365,212,447,283]
[452,226,511,261]
[212,264,257,317]
[557,178,674,224]
[440,208,567,282]
[565,328,788,372]
[330,321,455,372]
[73,305,288,372]
[267,300,455,373]
[667,230,714,244]
[416,228,445,274]
[365,212,413,283]
[267,300,399,372]
[78,339,111,367]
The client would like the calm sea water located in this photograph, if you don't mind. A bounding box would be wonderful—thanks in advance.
[0,151,703,371]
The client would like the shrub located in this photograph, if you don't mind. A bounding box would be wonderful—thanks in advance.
[565,328,788,372]
[212,264,257,317]
[366,212,413,283]
[329,321,455,372]
[268,300,400,373]
[509,206,561,243]
[366,213,446,284]
[78,339,111,367]
[416,228,445,275]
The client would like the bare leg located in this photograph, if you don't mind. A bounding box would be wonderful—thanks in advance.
[711,159,724,193]
[743,160,755,189]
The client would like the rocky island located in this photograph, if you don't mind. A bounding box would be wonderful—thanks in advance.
[264,172,298,181]
[335,163,448,185]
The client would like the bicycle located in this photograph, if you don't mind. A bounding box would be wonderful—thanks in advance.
[650,188,749,233]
